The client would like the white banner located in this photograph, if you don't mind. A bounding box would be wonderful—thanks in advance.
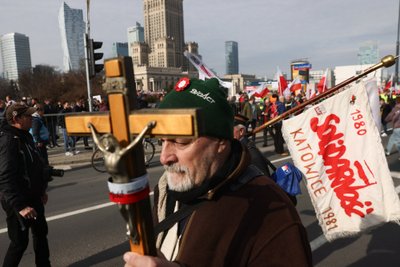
[282,82,400,241]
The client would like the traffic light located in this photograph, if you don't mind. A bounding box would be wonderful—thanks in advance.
[88,39,104,78]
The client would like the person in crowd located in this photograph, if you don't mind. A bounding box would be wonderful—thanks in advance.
[43,98,60,148]
[228,95,238,115]
[30,104,50,164]
[268,94,288,155]
[241,95,257,141]
[98,98,109,111]
[73,98,91,150]
[123,78,312,267]
[380,97,392,137]
[385,95,400,158]
[137,92,149,109]
[5,95,16,107]
[233,113,298,205]
[233,114,273,176]
[0,103,51,267]
[30,97,39,108]
[261,97,271,147]
[0,100,5,122]
[58,101,77,156]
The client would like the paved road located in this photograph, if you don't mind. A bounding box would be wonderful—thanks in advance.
[1,134,400,266]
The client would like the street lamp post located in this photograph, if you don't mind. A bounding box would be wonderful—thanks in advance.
[85,0,93,112]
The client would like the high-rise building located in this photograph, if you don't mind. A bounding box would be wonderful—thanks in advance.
[358,41,379,65]
[128,22,146,60]
[0,32,32,81]
[58,1,85,72]
[225,41,239,75]
[131,0,199,92]
[128,22,145,44]
[144,0,185,68]
[112,42,129,57]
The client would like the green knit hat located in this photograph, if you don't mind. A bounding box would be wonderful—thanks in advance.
[159,78,234,140]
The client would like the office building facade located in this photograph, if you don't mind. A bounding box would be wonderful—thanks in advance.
[58,1,85,72]
[225,41,239,75]
[144,0,185,68]
[0,32,32,81]
[112,42,129,57]
[130,0,199,91]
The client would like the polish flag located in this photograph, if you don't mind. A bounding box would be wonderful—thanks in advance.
[384,73,394,92]
[288,76,302,93]
[249,82,270,98]
[317,68,329,94]
[276,67,288,96]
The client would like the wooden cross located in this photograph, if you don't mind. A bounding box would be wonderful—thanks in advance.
[65,56,204,255]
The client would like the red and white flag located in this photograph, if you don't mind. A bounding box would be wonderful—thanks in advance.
[317,68,329,94]
[282,81,400,241]
[276,67,288,97]
[249,82,269,98]
[184,51,232,89]
[384,73,394,92]
[306,83,317,100]
[288,76,302,93]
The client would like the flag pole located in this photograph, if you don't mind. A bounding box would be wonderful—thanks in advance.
[252,55,397,134]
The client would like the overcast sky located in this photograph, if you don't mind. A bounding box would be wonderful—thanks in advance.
[0,0,399,79]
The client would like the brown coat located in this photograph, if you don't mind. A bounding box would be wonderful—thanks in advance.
[155,142,312,267]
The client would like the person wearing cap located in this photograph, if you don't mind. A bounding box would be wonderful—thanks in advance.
[233,113,273,177]
[0,103,51,266]
[233,114,297,205]
[123,78,312,267]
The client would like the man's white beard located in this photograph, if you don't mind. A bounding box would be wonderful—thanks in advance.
[164,164,195,192]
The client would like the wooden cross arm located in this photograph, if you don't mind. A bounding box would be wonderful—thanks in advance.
[65,108,204,138]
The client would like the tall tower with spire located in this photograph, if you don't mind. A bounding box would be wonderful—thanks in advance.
[143,0,185,68]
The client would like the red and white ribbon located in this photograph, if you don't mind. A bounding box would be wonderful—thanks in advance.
[107,174,150,204]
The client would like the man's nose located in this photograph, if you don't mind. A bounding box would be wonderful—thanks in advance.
[159,141,177,165]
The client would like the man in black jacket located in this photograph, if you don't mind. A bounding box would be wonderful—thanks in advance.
[0,103,51,267]
[233,114,274,176]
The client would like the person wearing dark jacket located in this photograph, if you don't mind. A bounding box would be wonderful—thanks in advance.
[268,94,287,155]
[0,103,51,267]
[31,104,50,164]
[233,114,273,176]
[123,78,311,267]
[58,101,77,156]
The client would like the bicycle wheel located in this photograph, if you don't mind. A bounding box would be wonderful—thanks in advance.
[143,140,155,166]
[91,148,107,173]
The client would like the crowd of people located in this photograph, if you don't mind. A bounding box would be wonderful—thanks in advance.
[0,81,399,266]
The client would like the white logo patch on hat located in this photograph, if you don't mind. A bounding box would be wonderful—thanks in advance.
[189,88,215,103]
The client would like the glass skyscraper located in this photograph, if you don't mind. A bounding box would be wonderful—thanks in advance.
[225,41,239,75]
[112,42,129,57]
[127,22,145,44]
[58,1,85,72]
[0,32,32,81]
[358,41,379,65]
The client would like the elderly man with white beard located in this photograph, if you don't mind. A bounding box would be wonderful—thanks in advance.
[123,78,312,267]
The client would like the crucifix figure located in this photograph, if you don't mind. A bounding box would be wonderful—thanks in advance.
[87,121,155,180]
[65,56,203,255]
